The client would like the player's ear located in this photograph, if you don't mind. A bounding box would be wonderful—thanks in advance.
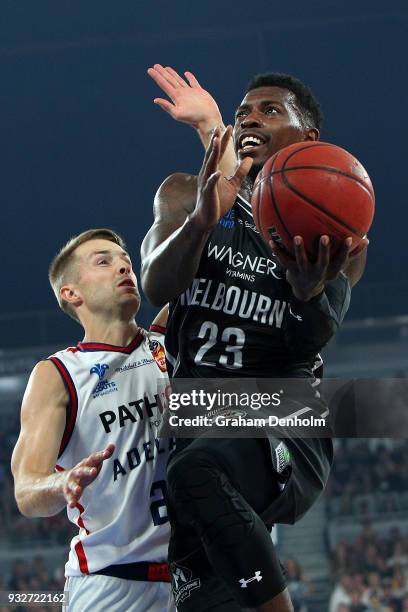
[60,284,83,308]
[305,127,319,141]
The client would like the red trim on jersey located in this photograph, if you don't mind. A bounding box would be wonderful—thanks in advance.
[147,562,171,582]
[54,465,90,572]
[48,357,78,458]
[149,325,166,335]
[54,467,90,535]
[75,540,89,574]
[75,502,90,535]
[76,332,144,354]
[74,503,90,572]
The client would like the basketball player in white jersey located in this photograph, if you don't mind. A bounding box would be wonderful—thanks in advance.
[11,228,175,612]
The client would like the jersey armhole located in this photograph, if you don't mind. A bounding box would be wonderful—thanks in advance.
[47,357,78,459]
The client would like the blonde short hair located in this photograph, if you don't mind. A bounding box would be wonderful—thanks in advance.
[49,228,126,321]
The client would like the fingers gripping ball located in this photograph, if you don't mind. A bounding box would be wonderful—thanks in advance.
[251,141,375,259]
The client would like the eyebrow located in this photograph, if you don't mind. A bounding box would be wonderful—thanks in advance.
[89,250,130,258]
[235,100,285,113]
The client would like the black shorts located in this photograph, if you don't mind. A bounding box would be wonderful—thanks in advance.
[261,436,333,525]
[167,435,333,611]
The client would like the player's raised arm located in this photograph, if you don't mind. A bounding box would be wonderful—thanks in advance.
[343,244,368,287]
[141,130,252,307]
[271,235,368,357]
[147,64,237,176]
[11,360,114,517]
[151,304,169,329]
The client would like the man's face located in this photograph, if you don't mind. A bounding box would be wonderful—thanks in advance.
[233,86,317,176]
[68,239,140,319]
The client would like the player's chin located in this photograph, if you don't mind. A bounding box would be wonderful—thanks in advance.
[119,289,140,305]
[120,293,141,316]
[238,149,268,172]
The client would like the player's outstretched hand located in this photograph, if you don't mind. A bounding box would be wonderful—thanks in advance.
[191,128,252,231]
[147,64,222,130]
[270,235,368,301]
[62,444,115,508]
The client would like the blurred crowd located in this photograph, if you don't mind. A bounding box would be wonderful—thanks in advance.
[0,409,75,547]
[327,441,408,518]
[327,441,408,612]
[0,409,74,610]
[284,558,314,612]
[0,557,65,612]
[285,441,408,612]
[329,523,408,611]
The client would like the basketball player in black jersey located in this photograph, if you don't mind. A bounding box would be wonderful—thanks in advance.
[142,66,368,611]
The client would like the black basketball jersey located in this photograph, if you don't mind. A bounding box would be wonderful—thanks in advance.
[166,194,324,379]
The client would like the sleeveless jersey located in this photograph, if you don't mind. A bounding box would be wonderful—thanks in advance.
[166,194,323,379]
[48,327,172,577]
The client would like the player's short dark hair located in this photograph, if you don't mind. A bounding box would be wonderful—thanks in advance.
[246,72,323,130]
[49,228,126,322]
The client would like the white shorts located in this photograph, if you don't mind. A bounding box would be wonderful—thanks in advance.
[64,575,175,612]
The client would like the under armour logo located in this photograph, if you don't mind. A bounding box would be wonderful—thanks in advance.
[239,571,263,588]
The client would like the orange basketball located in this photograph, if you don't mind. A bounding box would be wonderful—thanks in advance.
[251,141,375,258]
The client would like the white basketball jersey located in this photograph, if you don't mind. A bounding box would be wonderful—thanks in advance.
[48,326,172,577]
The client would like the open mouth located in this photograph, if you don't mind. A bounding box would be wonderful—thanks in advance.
[118,279,135,288]
[238,133,267,153]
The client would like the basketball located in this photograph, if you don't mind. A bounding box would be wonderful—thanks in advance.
[251,141,375,258]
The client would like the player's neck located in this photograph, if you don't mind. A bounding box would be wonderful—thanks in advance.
[239,176,255,201]
[240,161,265,199]
[82,318,140,347]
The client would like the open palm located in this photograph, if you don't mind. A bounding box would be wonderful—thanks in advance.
[147,64,222,128]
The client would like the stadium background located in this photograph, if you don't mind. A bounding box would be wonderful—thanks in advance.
[1,1,408,610]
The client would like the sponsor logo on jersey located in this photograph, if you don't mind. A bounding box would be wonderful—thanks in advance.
[237,217,260,233]
[149,339,167,373]
[115,358,154,373]
[99,394,163,433]
[90,363,109,380]
[171,563,201,605]
[90,363,117,398]
[218,208,236,229]
[207,241,281,280]
[274,441,291,474]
